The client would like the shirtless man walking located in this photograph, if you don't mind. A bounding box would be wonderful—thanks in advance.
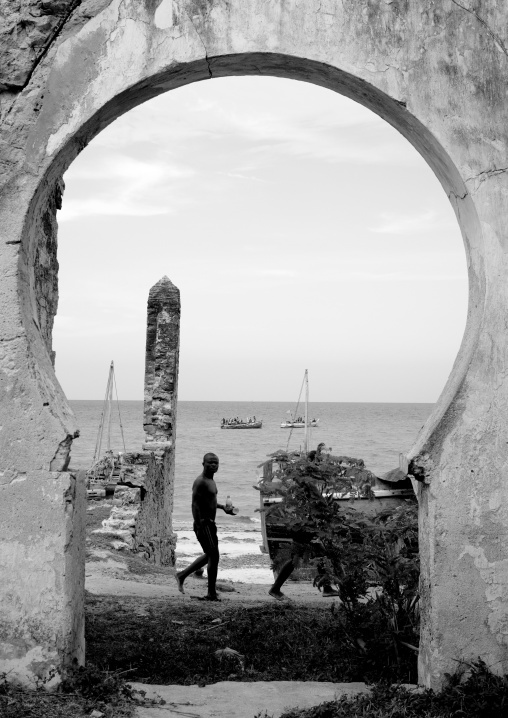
[176,452,234,601]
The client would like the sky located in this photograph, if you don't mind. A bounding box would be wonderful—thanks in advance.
[53,76,468,402]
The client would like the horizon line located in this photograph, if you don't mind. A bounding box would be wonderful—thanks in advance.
[67,398,436,404]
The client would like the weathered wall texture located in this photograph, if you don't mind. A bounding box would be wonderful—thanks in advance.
[0,0,507,689]
[0,470,85,684]
[143,276,180,445]
[134,276,180,564]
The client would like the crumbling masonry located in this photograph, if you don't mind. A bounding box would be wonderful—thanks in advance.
[96,277,180,564]
[1,0,508,690]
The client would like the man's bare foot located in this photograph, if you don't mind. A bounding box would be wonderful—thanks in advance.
[268,589,286,601]
[195,594,221,602]
[175,573,185,594]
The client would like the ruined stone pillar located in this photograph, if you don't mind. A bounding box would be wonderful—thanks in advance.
[132,276,180,565]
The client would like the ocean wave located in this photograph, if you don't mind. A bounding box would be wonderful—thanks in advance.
[234,515,260,523]
[173,521,261,533]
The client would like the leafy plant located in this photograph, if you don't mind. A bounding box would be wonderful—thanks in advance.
[259,449,420,680]
[276,660,508,718]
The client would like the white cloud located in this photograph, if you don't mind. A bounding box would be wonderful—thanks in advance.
[89,78,420,170]
[59,153,194,220]
[369,211,447,235]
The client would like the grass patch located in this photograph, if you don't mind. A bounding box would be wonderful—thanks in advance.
[0,664,142,718]
[273,661,508,718]
[85,594,415,685]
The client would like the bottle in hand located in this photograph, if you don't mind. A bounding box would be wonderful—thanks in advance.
[225,495,239,514]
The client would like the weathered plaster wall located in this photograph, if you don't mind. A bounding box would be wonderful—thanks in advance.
[0,470,85,684]
[0,0,507,689]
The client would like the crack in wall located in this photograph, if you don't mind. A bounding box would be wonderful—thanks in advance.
[467,167,508,182]
[4,1,83,120]
[450,0,508,60]
[19,1,84,91]
[466,166,508,192]
[179,4,213,78]
[448,189,468,201]
[0,334,24,343]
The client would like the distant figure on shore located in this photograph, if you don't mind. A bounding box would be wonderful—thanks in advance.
[176,452,235,601]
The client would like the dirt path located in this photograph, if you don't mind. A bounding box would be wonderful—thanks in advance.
[132,681,370,718]
[86,557,332,604]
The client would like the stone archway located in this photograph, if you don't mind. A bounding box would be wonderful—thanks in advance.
[1,0,507,689]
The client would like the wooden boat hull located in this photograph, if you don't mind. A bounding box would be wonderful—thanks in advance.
[221,422,262,429]
[280,421,319,428]
[259,489,415,571]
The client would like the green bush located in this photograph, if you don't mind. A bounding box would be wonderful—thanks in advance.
[260,450,420,682]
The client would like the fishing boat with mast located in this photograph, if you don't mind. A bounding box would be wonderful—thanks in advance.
[280,371,319,428]
[87,360,126,485]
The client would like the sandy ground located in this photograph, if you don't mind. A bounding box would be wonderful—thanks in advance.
[86,553,333,604]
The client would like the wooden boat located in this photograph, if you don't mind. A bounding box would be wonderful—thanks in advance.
[221,420,263,429]
[280,418,319,428]
[87,360,126,486]
[257,450,415,565]
[281,370,320,432]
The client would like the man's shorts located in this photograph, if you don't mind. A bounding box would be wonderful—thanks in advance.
[194,520,219,560]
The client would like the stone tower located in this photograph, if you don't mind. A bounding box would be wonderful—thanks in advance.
[143,276,180,445]
[130,276,180,565]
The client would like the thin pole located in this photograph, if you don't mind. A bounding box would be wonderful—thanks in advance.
[106,361,114,452]
[93,363,113,464]
[304,369,309,456]
[113,368,127,453]
[285,371,306,453]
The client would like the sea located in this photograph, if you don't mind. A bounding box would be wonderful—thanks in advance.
[73,401,432,583]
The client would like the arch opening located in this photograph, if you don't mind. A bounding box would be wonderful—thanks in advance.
[54,75,469,607]
[27,53,482,463]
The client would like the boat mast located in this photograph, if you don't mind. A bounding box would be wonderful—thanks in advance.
[304,368,309,456]
[93,360,114,463]
[106,360,114,451]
